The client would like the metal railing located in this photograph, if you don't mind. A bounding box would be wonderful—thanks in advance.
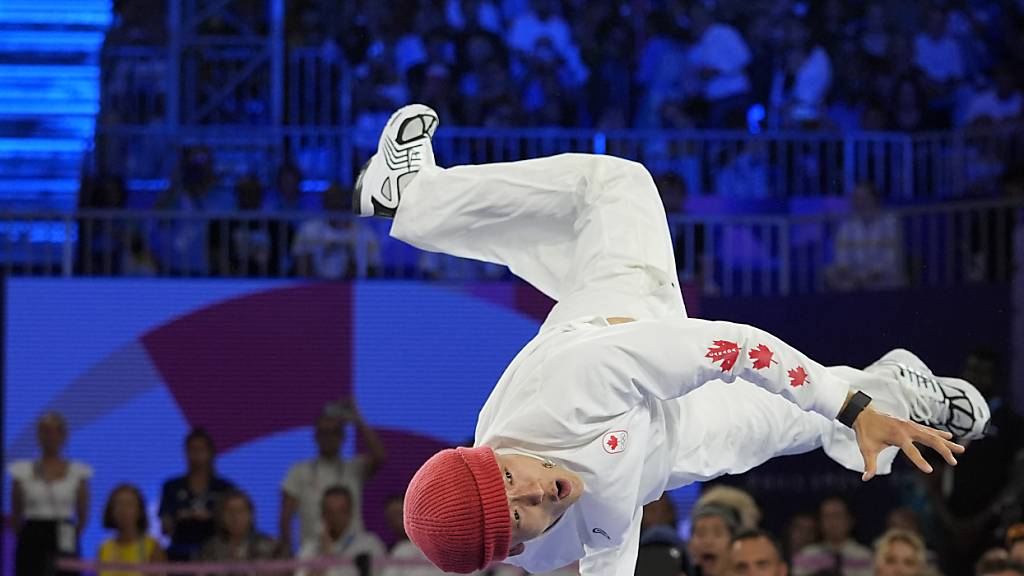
[87,124,1024,203]
[97,48,1024,200]
[0,200,1017,296]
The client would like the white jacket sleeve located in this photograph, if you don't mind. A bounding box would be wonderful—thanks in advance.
[579,508,643,576]
[554,317,850,420]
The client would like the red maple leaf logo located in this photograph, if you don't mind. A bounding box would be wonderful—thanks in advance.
[749,344,778,370]
[788,366,809,387]
[606,435,619,451]
[705,340,740,372]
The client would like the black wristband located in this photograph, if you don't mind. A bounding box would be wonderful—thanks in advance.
[838,391,873,428]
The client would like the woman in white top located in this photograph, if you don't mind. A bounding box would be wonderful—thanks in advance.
[8,412,93,576]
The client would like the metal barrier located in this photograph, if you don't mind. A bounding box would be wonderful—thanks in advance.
[1,200,1017,297]
[97,44,1024,199]
[88,124,1024,203]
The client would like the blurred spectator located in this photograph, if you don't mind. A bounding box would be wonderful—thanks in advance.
[265,161,306,212]
[791,496,872,576]
[859,3,891,62]
[445,0,502,34]
[296,486,386,576]
[963,64,1023,127]
[636,494,689,576]
[872,529,926,576]
[977,558,1024,576]
[698,485,763,531]
[884,508,921,535]
[635,11,692,129]
[785,513,820,564]
[155,146,220,275]
[889,75,930,132]
[279,400,387,552]
[8,412,92,576]
[641,493,685,548]
[98,484,166,574]
[293,183,380,279]
[714,141,769,199]
[826,182,907,291]
[507,0,588,88]
[914,7,966,87]
[979,548,1012,574]
[730,528,788,576]
[688,500,741,576]
[931,348,1024,575]
[772,18,832,128]
[687,1,751,128]
[1008,524,1024,563]
[198,489,286,567]
[914,7,965,126]
[223,173,276,276]
[159,428,236,561]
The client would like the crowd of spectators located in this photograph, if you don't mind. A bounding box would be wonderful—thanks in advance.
[7,346,1024,576]
[102,0,1024,132]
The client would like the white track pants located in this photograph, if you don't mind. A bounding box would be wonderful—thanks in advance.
[391,153,905,476]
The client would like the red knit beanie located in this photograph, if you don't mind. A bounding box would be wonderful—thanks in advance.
[403,446,511,573]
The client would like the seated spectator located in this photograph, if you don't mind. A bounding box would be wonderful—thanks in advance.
[637,494,689,576]
[199,489,285,565]
[154,146,219,275]
[98,484,166,575]
[293,183,379,279]
[785,512,820,564]
[687,1,751,128]
[507,0,588,88]
[914,7,965,88]
[159,428,236,561]
[792,496,872,576]
[225,173,276,276]
[889,75,929,132]
[8,412,92,576]
[688,500,742,576]
[1008,524,1024,564]
[963,65,1023,127]
[697,485,762,531]
[979,548,1012,574]
[296,486,386,576]
[730,528,788,576]
[913,7,965,126]
[873,529,925,576]
[977,558,1024,576]
[641,493,685,548]
[774,19,832,128]
[279,400,386,552]
[826,182,906,291]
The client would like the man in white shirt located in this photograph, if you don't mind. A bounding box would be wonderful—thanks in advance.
[296,486,386,576]
[280,401,387,553]
[353,104,989,575]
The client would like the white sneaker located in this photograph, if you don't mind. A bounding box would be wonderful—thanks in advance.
[353,104,439,217]
[873,349,990,442]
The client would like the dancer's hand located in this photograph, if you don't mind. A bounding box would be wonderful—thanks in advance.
[853,406,965,481]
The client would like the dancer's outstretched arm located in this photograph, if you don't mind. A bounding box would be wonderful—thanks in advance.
[543,318,963,478]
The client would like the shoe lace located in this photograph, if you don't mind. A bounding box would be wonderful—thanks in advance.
[900,365,948,425]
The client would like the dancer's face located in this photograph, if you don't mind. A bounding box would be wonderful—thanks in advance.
[495,454,584,555]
